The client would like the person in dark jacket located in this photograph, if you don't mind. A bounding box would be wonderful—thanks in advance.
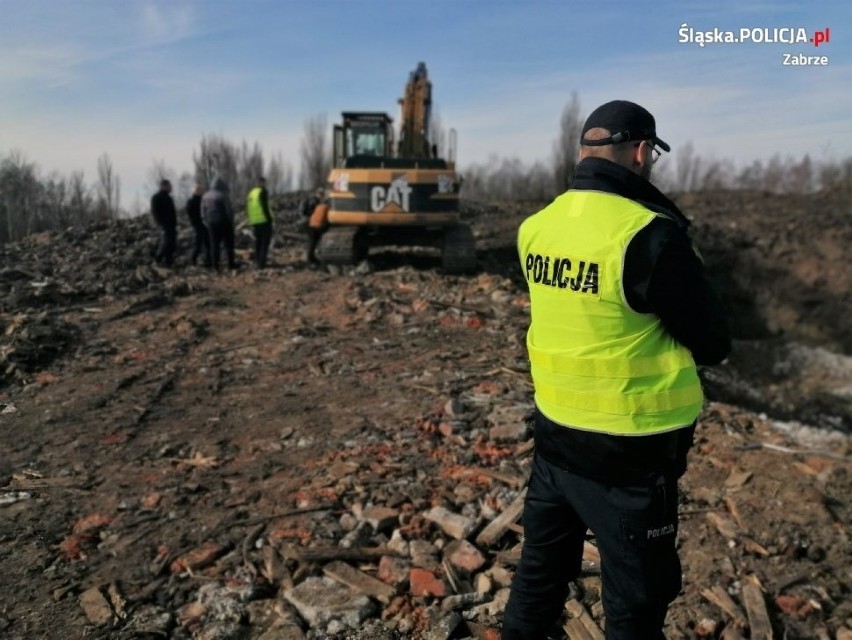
[150,179,177,266]
[246,176,273,268]
[502,101,731,640]
[185,183,211,267]
[201,176,236,272]
[301,187,327,265]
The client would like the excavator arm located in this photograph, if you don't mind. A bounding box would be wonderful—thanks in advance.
[397,61,432,158]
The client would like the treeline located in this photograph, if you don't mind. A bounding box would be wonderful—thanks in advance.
[3,98,851,243]
[459,150,852,201]
[0,151,121,244]
[142,134,296,216]
[461,94,852,200]
[0,134,298,244]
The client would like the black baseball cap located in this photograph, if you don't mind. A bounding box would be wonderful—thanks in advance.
[581,100,670,152]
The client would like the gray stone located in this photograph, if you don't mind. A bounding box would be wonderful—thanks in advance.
[422,611,463,640]
[194,622,247,640]
[440,592,489,611]
[283,577,374,630]
[127,605,173,636]
[410,539,439,570]
[424,506,476,540]
[257,622,306,640]
[387,529,410,556]
[486,404,532,441]
[488,421,530,442]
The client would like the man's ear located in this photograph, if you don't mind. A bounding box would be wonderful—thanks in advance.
[632,141,647,170]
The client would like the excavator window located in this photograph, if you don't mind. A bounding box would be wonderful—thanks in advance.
[352,129,384,157]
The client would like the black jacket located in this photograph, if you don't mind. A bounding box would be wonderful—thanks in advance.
[186,194,203,228]
[151,191,176,229]
[531,157,731,485]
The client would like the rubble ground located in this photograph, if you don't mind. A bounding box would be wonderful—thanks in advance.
[0,190,850,640]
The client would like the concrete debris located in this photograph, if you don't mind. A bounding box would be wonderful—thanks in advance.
[424,506,477,540]
[283,576,374,630]
[78,586,114,626]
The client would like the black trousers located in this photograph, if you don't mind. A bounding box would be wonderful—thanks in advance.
[191,222,211,266]
[155,225,176,266]
[502,453,682,640]
[253,222,272,268]
[208,217,235,271]
[306,227,323,263]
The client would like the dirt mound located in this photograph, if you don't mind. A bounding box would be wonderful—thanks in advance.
[0,190,849,639]
[681,189,852,353]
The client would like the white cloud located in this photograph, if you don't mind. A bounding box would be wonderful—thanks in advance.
[0,43,87,88]
[139,2,196,45]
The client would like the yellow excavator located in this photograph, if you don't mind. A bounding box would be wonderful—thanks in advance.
[319,62,475,273]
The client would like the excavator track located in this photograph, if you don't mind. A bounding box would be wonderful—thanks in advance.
[441,224,476,274]
[318,226,366,265]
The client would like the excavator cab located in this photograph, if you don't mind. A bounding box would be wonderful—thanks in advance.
[333,112,395,168]
[321,64,475,273]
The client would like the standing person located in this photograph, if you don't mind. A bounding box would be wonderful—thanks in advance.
[185,183,210,267]
[201,176,236,272]
[246,176,273,269]
[502,100,731,640]
[150,179,177,266]
[301,187,327,266]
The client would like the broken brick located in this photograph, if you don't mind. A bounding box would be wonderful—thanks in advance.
[409,568,446,598]
[378,555,410,589]
[170,541,228,574]
[444,539,486,574]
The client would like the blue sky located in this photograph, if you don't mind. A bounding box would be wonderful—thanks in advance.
[1,0,850,210]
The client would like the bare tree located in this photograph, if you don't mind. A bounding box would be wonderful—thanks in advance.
[237,140,264,203]
[552,92,583,192]
[787,155,813,194]
[68,170,94,226]
[176,171,194,207]
[0,150,40,241]
[96,153,121,219]
[526,161,556,201]
[146,158,177,196]
[675,143,702,192]
[299,114,331,190]
[193,134,238,193]
[39,172,70,228]
[266,151,293,194]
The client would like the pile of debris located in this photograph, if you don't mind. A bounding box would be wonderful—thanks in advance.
[69,389,584,639]
[0,311,79,383]
[1,189,851,640]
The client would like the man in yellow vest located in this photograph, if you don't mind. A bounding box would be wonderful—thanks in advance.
[502,101,731,639]
[246,176,273,269]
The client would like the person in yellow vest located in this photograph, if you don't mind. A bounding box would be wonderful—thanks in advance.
[502,100,731,640]
[246,176,273,269]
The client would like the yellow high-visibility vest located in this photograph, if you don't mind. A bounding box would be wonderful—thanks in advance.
[246,187,268,224]
[518,190,703,435]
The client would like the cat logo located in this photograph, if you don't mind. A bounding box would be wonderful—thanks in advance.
[371,175,412,212]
